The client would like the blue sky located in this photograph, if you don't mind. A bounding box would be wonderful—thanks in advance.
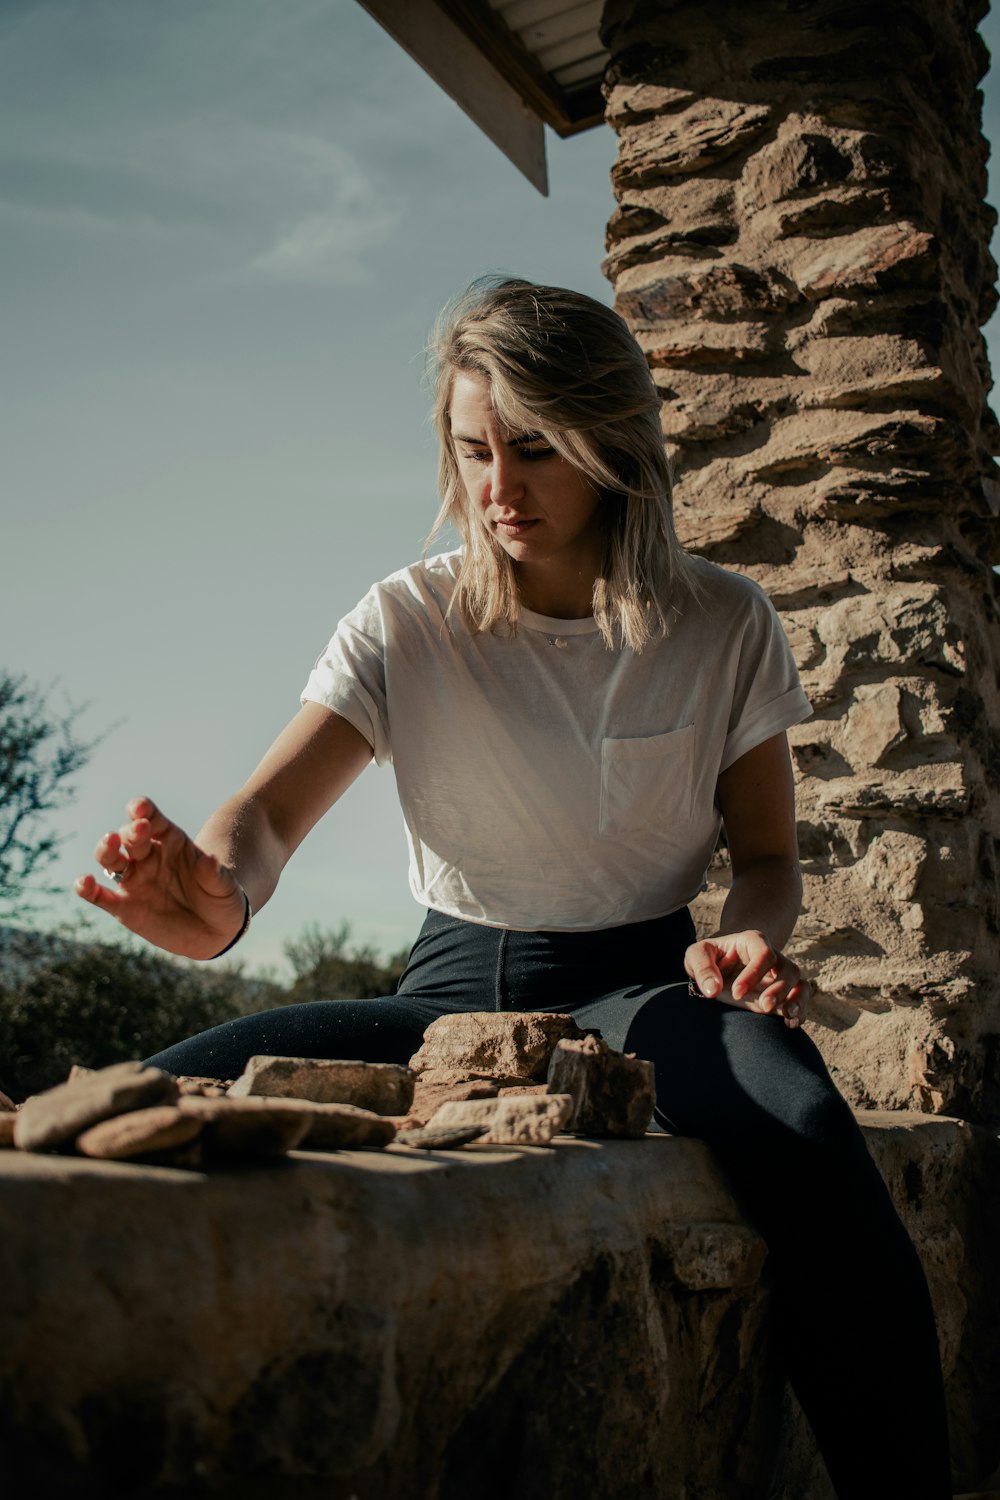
[1,0,617,970]
[3,0,998,974]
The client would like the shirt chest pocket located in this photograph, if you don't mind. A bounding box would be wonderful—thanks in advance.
[599,725,696,837]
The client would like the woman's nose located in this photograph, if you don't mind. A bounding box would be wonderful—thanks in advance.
[489,453,525,504]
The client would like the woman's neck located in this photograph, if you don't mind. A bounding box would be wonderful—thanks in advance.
[515,565,597,620]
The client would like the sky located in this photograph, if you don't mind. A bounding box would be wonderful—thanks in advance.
[1,0,618,972]
[3,0,999,976]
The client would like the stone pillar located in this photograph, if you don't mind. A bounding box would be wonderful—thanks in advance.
[601,0,1000,1118]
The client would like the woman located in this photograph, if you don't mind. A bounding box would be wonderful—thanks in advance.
[76,279,949,1497]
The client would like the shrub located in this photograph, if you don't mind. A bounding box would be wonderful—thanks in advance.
[282,920,409,1004]
[0,929,280,1100]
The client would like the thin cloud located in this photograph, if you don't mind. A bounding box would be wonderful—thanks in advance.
[0,121,400,283]
[247,202,400,284]
[240,134,400,283]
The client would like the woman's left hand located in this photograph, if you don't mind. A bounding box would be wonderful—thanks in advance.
[684,929,810,1028]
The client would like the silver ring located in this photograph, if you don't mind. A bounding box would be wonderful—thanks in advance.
[103,866,127,885]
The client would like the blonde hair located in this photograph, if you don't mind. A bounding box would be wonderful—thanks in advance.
[427,276,694,652]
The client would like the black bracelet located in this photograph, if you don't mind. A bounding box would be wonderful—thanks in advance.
[210,890,251,960]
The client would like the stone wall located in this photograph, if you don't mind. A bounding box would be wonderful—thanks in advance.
[600,0,1000,1120]
[1,1119,996,1497]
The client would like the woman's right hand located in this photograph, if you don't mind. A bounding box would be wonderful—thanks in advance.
[74,797,248,960]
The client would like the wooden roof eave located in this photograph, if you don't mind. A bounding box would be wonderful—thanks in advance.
[432,0,606,137]
[354,0,607,193]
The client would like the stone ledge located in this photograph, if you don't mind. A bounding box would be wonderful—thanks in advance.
[0,1114,990,1498]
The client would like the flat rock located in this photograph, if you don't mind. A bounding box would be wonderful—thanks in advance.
[273,1099,397,1151]
[396,1122,489,1150]
[177,1095,311,1158]
[412,1067,500,1085]
[408,1075,499,1127]
[76,1105,203,1161]
[228,1056,414,1115]
[14,1062,178,1153]
[409,1014,586,1082]
[427,1094,574,1146]
[176,1076,231,1097]
[547,1036,656,1139]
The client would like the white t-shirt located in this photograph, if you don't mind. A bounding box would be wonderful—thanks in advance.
[301,550,811,932]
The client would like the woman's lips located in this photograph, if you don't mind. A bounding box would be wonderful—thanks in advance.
[494,517,539,537]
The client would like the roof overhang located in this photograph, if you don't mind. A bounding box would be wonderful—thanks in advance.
[354,0,608,194]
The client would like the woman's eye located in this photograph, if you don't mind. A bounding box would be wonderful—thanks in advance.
[458,445,554,463]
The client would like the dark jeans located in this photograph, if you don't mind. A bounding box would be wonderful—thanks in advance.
[147,906,951,1499]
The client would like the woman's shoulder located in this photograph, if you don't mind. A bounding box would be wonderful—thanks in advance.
[378,548,462,593]
[346,550,463,635]
[371,549,462,612]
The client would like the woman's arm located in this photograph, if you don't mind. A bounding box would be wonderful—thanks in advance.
[75,704,373,960]
[683,732,811,1028]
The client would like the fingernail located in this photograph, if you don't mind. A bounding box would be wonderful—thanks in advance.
[787,1003,799,1017]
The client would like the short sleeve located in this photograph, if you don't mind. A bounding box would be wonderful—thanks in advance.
[720,587,812,771]
[301,586,392,766]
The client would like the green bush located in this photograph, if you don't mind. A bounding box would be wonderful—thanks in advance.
[0,920,411,1101]
[0,930,280,1100]
[282,920,409,1004]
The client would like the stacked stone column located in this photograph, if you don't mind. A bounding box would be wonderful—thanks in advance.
[601,0,1000,1116]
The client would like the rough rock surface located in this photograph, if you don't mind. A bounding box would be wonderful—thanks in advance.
[13,1062,178,1152]
[409,1012,588,1081]
[176,1075,230,1097]
[177,1095,311,1159]
[405,1072,499,1128]
[0,1115,991,1497]
[396,1121,489,1150]
[547,1034,656,1137]
[228,1055,414,1115]
[427,1093,574,1145]
[265,1098,398,1151]
[75,1105,202,1161]
[601,0,1000,1120]
[0,1131,774,1496]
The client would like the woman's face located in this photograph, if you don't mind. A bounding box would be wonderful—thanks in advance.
[448,371,603,617]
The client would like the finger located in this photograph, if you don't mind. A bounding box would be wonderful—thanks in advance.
[94,830,126,868]
[119,816,153,860]
[749,971,795,1009]
[126,797,174,839]
[684,941,727,998]
[74,873,127,912]
[730,946,779,1000]
[781,979,811,1027]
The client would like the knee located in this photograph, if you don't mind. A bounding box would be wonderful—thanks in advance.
[780,1079,860,1152]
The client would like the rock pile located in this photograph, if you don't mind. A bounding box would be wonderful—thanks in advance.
[1,1060,396,1164]
[0,1013,656,1165]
